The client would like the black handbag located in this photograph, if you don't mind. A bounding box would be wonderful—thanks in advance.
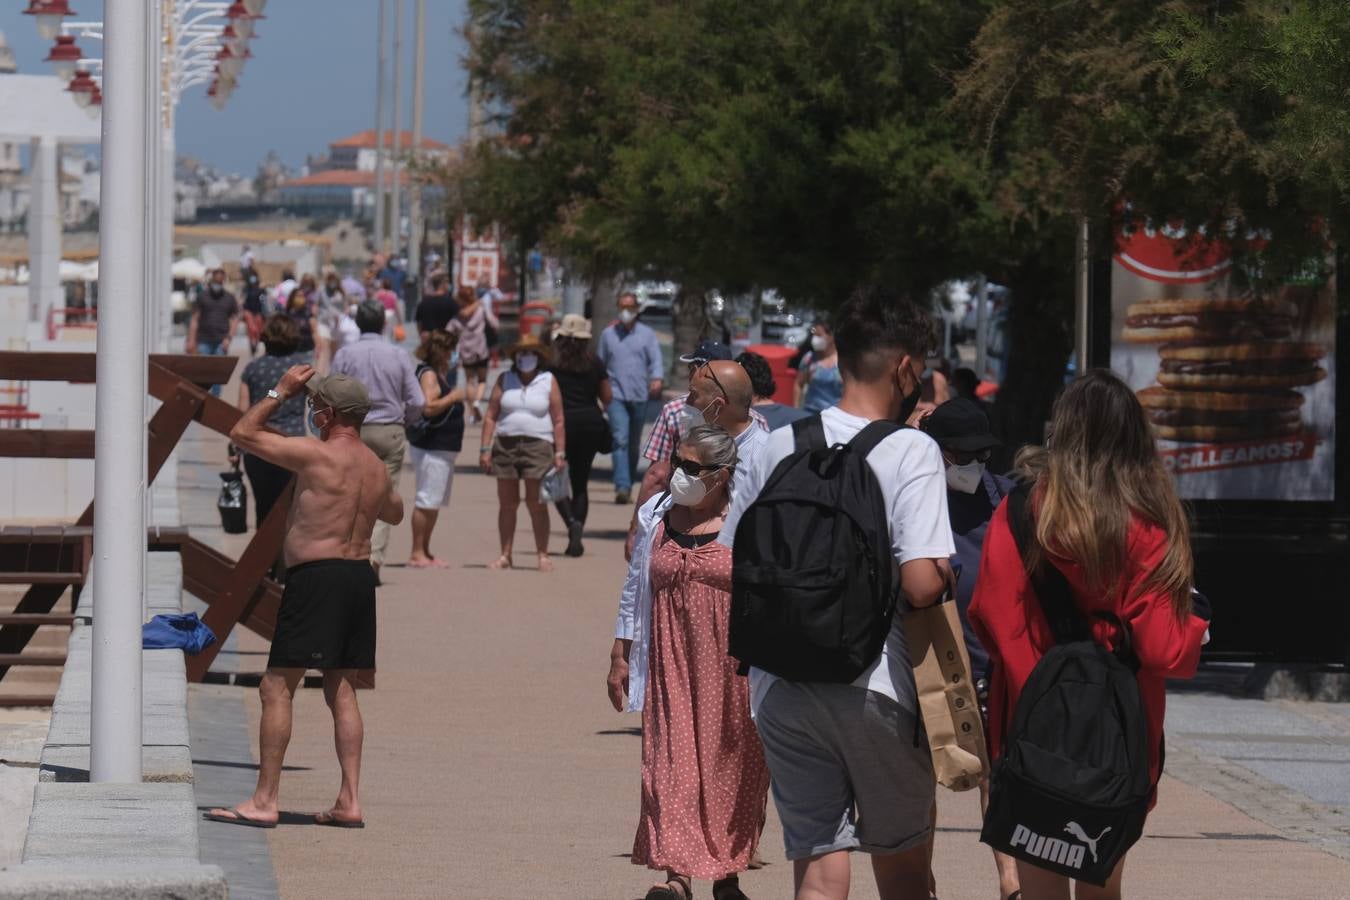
[217,466,248,534]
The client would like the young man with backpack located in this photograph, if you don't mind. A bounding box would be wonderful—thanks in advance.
[719,286,955,900]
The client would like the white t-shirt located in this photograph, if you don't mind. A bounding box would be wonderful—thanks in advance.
[719,405,955,715]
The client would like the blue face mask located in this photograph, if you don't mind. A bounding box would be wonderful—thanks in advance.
[308,405,330,436]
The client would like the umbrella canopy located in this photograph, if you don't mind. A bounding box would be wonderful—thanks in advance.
[172,257,208,281]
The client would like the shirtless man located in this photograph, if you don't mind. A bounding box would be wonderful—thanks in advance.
[206,365,403,830]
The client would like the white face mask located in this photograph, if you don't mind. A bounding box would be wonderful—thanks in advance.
[619,308,638,325]
[677,399,719,437]
[516,353,539,373]
[669,468,710,506]
[810,334,829,352]
[946,461,984,494]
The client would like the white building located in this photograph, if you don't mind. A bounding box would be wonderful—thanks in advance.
[276,130,451,220]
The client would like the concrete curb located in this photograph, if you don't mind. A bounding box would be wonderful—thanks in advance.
[0,862,227,899]
[41,556,194,784]
[4,549,220,897]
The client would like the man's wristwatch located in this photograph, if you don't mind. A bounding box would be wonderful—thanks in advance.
[267,388,284,402]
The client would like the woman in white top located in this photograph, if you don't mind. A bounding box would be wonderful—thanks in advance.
[479,333,566,571]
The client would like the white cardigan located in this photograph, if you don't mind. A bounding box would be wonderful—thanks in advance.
[612,492,675,713]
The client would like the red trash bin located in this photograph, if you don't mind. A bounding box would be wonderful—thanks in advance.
[747,343,797,406]
[518,302,555,339]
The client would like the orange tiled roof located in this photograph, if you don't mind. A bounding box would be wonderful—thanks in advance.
[330,130,450,151]
[280,169,413,188]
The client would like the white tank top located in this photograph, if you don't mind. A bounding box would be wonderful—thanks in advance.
[497,370,555,442]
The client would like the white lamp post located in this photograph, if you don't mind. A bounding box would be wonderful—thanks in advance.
[90,0,148,785]
[28,0,262,784]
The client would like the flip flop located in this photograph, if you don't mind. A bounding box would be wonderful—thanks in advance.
[406,559,436,569]
[314,811,366,829]
[203,807,277,829]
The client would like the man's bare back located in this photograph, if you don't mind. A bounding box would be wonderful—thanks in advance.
[285,435,392,565]
[228,364,404,566]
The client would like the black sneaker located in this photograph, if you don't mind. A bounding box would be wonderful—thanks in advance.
[615,490,631,505]
[565,521,585,557]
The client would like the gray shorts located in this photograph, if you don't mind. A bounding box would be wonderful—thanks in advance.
[755,681,935,861]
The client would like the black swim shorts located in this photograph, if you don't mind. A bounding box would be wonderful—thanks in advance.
[267,559,377,670]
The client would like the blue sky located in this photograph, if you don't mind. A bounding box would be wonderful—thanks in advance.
[0,1,470,172]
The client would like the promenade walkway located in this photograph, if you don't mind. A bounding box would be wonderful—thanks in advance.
[185,352,1350,899]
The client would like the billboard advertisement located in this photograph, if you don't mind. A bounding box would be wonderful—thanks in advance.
[1109,225,1336,501]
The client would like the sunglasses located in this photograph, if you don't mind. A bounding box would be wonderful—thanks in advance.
[672,454,724,478]
[947,448,993,465]
[694,360,729,400]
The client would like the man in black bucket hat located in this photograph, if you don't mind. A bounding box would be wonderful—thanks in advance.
[921,396,1021,899]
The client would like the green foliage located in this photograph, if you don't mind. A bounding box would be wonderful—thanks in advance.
[956,0,1350,290]
[464,0,998,305]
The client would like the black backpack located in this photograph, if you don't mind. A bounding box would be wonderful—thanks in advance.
[980,485,1152,887]
[729,416,901,683]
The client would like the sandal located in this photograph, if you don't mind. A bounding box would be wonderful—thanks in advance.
[712,876,747,900]
[645,875,692,900]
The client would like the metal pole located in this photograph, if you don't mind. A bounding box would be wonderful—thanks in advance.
[1074,218,1091,374]
[159,0,176,355]
[406,0,425,321]
[389,0,403,259]
[90,0,148,784]
[974,274,990,378]
[373,0,388,254]
[27,137,61,326]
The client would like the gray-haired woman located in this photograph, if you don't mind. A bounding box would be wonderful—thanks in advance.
[609,425,768,900]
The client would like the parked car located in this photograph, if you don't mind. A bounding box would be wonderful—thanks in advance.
[632,280,676,316]
[761,290,812,345]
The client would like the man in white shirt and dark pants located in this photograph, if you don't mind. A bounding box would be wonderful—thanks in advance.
[720,287,954,900]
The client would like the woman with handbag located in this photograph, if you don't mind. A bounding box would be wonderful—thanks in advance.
[549,314,612,557]
[405,331,468,569]
[608,425,768,900]
[479,334,565,572]
[969,371,1209,900]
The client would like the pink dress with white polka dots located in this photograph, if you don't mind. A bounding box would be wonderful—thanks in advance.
[631,522,770,880]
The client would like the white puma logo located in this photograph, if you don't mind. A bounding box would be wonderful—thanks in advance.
[1063,821,1112,863]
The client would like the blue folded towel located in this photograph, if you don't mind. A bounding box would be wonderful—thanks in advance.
[142,612,217,655]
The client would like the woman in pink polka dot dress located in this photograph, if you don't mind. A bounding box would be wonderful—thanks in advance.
[609,425,769,900]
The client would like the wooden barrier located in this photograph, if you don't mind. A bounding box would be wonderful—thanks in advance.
[0,352,369,694]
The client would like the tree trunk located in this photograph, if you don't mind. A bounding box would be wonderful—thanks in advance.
[588,273,621,352]
[670,285,708,393]
[987,231,1076,472]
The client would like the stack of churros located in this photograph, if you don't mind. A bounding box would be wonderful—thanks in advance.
[1123,298,1326,443]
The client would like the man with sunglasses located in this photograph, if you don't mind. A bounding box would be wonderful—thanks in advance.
[626,349,767,557]
[920,396,1020,900]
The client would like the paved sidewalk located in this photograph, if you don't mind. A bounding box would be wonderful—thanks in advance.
[176,343,1350,898]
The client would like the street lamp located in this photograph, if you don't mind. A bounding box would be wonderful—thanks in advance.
[242,0,267,15]
[84,86,102,119]
[44,33,84,82]
[215,45,251,79]
[219,24,249,55]
[22,0,76,41]
[66,68,98,108]
[225,1,262,40]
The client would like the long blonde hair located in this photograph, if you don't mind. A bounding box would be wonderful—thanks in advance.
[1014,369,1193,616]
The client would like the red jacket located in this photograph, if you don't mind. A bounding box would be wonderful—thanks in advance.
[969,499,1208,794]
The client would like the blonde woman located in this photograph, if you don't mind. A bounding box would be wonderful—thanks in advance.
[970,370,1209,900]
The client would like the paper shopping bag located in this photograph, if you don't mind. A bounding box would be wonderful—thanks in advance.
[904,599,989,792]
